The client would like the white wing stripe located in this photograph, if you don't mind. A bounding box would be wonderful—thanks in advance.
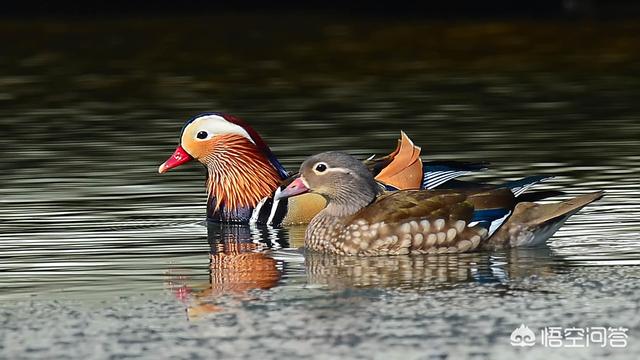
[423,171,470,189]
[250,196,269,224]
[267,188,282,225]
[488,211,512,237]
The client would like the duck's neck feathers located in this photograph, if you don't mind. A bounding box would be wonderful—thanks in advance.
[204,135,282,214]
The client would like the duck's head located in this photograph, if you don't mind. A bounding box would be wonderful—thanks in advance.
[158,113,284,175]
[159,113,288,212]
[277,152,381,217]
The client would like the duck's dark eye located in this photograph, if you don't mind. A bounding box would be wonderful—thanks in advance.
[196,131,208,140]
[315,163,327,173]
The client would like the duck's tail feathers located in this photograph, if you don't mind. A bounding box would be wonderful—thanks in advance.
[485,191,605,249]
[374,131,423,190]
[517,191,604,227]
[499,175,551,197]
[422,161,489,190]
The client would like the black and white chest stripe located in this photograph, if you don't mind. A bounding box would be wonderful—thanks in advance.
[249,186,289,226]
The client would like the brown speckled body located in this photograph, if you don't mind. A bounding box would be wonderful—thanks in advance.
[306,190,496,256]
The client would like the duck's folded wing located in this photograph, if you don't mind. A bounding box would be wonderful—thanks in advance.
[368,132,487,191]
[345,189,515,255]
[359,190,473,224]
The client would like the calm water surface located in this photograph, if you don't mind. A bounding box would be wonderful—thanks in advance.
[1,16,640,359]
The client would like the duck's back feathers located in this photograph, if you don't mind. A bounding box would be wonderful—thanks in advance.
[355,190,474,225]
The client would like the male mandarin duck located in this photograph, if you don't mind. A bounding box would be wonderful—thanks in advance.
[276,152,603,256]
[158,113,486,225]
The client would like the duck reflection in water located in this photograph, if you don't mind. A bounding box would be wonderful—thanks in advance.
[303,247,559,290]
[169,223,286,319]
[171,223,563,319]
[289,224,560,289]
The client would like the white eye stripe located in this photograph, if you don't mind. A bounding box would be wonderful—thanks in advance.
[325,167,351,174]
[312,164,351,175]
[187,115,255,143]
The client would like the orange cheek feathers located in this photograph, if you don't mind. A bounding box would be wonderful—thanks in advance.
[181,137,217,161]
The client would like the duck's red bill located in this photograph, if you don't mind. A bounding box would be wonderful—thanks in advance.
[158,145,193,173]
[276,177,309,200]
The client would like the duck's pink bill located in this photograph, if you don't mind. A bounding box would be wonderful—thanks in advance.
[158,145,193,173]
[276,177,309,200]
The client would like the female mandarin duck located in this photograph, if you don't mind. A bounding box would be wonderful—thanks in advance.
[276,152,604,255]
[158,113,485,225]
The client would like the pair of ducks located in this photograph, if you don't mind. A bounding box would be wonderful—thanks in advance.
[159,113,603,256]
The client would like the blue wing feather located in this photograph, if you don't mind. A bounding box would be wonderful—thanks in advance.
[471,208,512,236]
